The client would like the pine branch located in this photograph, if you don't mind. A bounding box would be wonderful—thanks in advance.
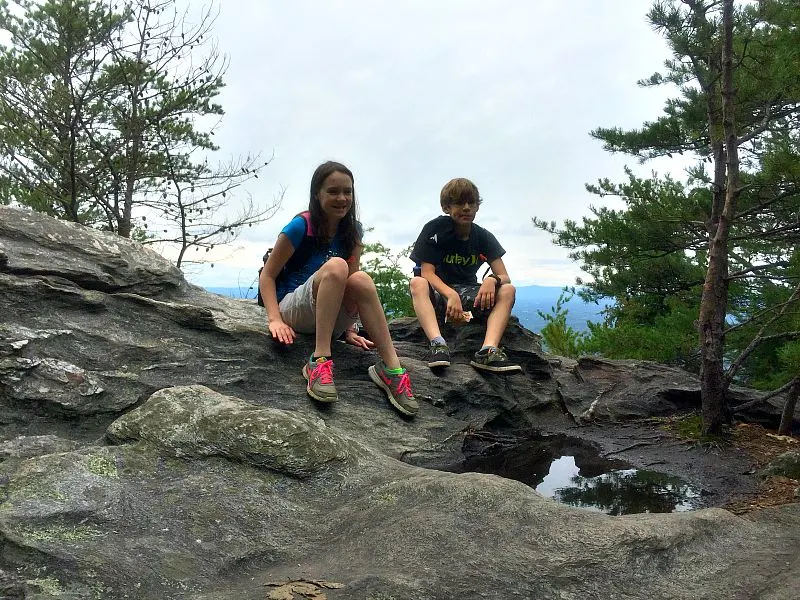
[726,280,800,385]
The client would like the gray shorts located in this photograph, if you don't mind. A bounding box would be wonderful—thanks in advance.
[430,283,492,324]
[278,274,359,339]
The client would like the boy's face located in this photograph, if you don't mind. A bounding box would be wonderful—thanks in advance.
[444,197,480,227]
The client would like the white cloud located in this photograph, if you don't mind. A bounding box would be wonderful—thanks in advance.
[169,0,685,288]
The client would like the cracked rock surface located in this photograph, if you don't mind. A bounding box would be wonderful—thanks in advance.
[1,206,799,600]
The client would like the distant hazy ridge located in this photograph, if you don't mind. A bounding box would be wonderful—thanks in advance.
[205,285,607,333]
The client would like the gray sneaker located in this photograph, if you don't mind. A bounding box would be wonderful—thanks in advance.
[368,360,419,416]
[470,347,522,373]
[424,342,451,368]
[302,356,338,402]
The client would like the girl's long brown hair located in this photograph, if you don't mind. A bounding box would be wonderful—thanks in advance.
[308,161,361,256]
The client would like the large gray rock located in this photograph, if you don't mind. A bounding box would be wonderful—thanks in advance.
[0,206,184,294]
[554,356,790,427]
[1,205,799,600]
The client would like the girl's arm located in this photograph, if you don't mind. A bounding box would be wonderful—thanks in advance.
[342,242,375,349]
[260,233,297,344]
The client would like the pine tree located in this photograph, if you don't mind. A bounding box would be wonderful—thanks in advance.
[535,0,800,434]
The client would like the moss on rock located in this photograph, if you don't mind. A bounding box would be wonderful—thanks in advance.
[106,385,356,478]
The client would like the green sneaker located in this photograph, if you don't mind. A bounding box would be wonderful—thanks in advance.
[368,360,419,416]
[470,347,522,373]
[302,356,338,403]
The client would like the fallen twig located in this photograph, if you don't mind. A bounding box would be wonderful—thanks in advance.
[604,441,657,456]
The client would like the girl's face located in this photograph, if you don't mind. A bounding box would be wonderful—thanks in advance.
[317,171,353,222]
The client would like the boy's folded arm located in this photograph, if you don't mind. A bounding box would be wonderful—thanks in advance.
[489,257,511,285]
[420,262,456,298]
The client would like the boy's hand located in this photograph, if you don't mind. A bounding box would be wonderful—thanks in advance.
[475,278,498,311]
[445,289,464,323]
[268,319,296,345]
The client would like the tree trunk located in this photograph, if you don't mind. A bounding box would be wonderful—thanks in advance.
[119,111,142,239]
[699,0,740,436]
[778,378,799,436]
[698,237,729,435]
[118,52,147,239]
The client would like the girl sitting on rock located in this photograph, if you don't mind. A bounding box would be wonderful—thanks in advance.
[259,160,417,417]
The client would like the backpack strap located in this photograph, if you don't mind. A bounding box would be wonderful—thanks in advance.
[298,210,314,236]
[257,212,316,307]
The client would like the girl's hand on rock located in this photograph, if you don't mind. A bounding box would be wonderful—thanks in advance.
[344,330,374,350]
[269,320,296,345]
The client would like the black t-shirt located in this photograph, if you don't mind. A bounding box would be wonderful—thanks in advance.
[410,215,505,285]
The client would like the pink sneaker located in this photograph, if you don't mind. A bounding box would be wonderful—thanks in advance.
[368,360,418,416]
[302,356,338,403]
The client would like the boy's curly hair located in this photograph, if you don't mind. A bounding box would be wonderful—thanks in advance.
[440,177,482,210]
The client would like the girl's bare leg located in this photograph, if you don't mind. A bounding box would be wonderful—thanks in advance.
[311,257,349,357]
[343,271,401,369]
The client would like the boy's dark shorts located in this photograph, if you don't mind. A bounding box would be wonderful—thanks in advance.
[428,283,492,324]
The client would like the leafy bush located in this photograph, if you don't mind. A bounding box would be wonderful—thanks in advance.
[361,241,414,318]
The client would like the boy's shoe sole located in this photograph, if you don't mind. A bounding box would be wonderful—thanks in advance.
[302,364,338,403]
[427,359,451,368]
[368,365,417,416]
[469,361,522,373]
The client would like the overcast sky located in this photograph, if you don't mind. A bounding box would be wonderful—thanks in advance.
[174,1,684,290]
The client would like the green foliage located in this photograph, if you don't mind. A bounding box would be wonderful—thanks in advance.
[534,0,800,395]
[583,297,700,368]
[778,341,800,374]
[0,0,278,265]
[535,168,708,308]
[361,240,413,319]
[0,0,127,224]
[726,275,800,389]
[536,289,587,358]
[661,413,704,441]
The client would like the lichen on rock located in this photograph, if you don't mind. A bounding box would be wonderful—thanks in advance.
[106,385,355,478]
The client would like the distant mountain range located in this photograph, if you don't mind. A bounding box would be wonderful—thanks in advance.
[204,285,609,333]
[513,286,608,333]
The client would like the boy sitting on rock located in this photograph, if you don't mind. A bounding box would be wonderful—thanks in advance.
[409,177,521,373]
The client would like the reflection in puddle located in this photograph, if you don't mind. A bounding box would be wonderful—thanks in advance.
[536,456,701,515]
[455,433,703,515]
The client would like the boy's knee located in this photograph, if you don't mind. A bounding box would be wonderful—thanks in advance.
[409,276,429,296]
[499,283,516,301]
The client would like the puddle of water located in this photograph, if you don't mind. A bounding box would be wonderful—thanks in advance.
[536,455,701,515]
[455,433,703,515]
